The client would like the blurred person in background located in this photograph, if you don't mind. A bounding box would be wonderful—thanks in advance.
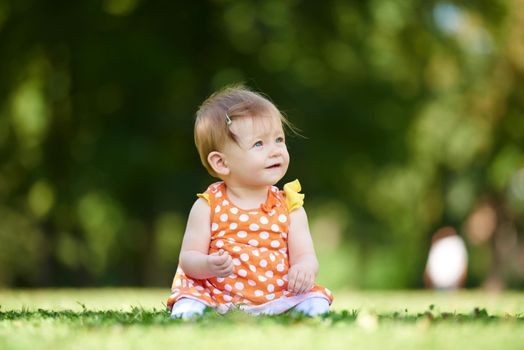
[424,227,468,290]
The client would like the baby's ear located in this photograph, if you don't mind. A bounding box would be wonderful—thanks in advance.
[207,151,230,176]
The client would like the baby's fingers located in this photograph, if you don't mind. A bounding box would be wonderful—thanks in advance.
[289,269,305,294]
[216,255,233,270]
[209,251,229,266]
[208,251,234,277]
[216,264,235,277]
[296,272,314,294]
[294,271,307,294]
[287,268,298,293]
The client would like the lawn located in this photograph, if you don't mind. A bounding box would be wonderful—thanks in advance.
[1,289,523,350]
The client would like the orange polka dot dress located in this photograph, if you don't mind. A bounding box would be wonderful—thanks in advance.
[167,180,334,315]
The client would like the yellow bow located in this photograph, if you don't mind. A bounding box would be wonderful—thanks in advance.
[284,179,305,212]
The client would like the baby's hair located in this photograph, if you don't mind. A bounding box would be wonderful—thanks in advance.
[195,84,297,177]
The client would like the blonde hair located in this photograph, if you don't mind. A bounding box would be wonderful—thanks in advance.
[194,84,294,177]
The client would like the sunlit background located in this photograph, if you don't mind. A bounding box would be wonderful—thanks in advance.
[0,0,523,291]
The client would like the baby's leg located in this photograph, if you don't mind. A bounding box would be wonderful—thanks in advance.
[170,298,207,319]
[293,297,330,316]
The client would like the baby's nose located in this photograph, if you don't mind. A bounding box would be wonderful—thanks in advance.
[269,146,281,157]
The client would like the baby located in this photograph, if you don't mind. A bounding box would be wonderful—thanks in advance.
[167,85,333,318]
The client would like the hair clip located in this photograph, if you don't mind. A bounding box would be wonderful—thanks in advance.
[225,113,232,126]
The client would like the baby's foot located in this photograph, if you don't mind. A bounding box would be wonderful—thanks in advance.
[170,298,207,319]
[294,297,330,317]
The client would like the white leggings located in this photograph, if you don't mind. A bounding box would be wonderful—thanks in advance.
[170,297,330,319]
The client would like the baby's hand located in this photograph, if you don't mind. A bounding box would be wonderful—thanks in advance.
[207,250,235,278]
[287,263,315,294]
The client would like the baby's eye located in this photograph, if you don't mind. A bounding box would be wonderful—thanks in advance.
[253,140,263,148]
[276,137,285,143]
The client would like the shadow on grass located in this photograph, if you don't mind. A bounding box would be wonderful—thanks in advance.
[1,305,522,327]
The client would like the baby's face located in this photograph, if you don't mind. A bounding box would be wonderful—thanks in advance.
[221,114,289,188]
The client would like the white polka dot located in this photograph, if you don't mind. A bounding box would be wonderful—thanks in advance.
[283,291,290,296]
[269,209,276,216]
[252,249,260,257]
[271,240,280,248]
[213,288,222,294]
[227,237,236,243]
[223,295,233,301]
[217,230,226,237]
[267,284,274,292]
[238,269,248,277]
[259,259,268,268]
[216,240,224,248]
[237,231,247,238]
[229,222,238,230]
[249,223,260,231]
[217,277,225,283]
[239,214,249,222]
[282,274,288,281]
[259,232,269,240]
[224,284,232,292]
[265,270,274,278]
[235,282,245,290]
[266,293,275,300]
[240,253,249,261]
[269,253,275,262]
[260,247,268,252]
[232,246,242,252]
[260,216,269,224]
[249,265,257,272]
[216,191,223,198]
[228,273,237,279]
[191,292,201,296]
[276,264,285,272]
[255,290,264,297]
[222,200,229,206]
[276,279,284,286]
[182,280,187,288]
[248,239,259,247]
[220,213,228,222]
[258,275,267,282]
[249,211,258,215]
[271,224,279,232]
[215,205,221,213]
[230,207,238,214]
[248,279,256,286]
[212,223,219,231]
[232,258,241,266]
[278,214,287,223]
[281,232,287,239]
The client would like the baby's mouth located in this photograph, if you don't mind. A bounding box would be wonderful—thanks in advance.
[266,163,281,169]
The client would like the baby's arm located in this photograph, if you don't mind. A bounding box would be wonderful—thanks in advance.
[178,198,235,279]
[287,207,319,294]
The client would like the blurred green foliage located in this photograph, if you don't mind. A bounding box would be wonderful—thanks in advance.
[0,0,523,289]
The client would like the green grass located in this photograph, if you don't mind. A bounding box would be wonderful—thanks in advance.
[1,289,523,350]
